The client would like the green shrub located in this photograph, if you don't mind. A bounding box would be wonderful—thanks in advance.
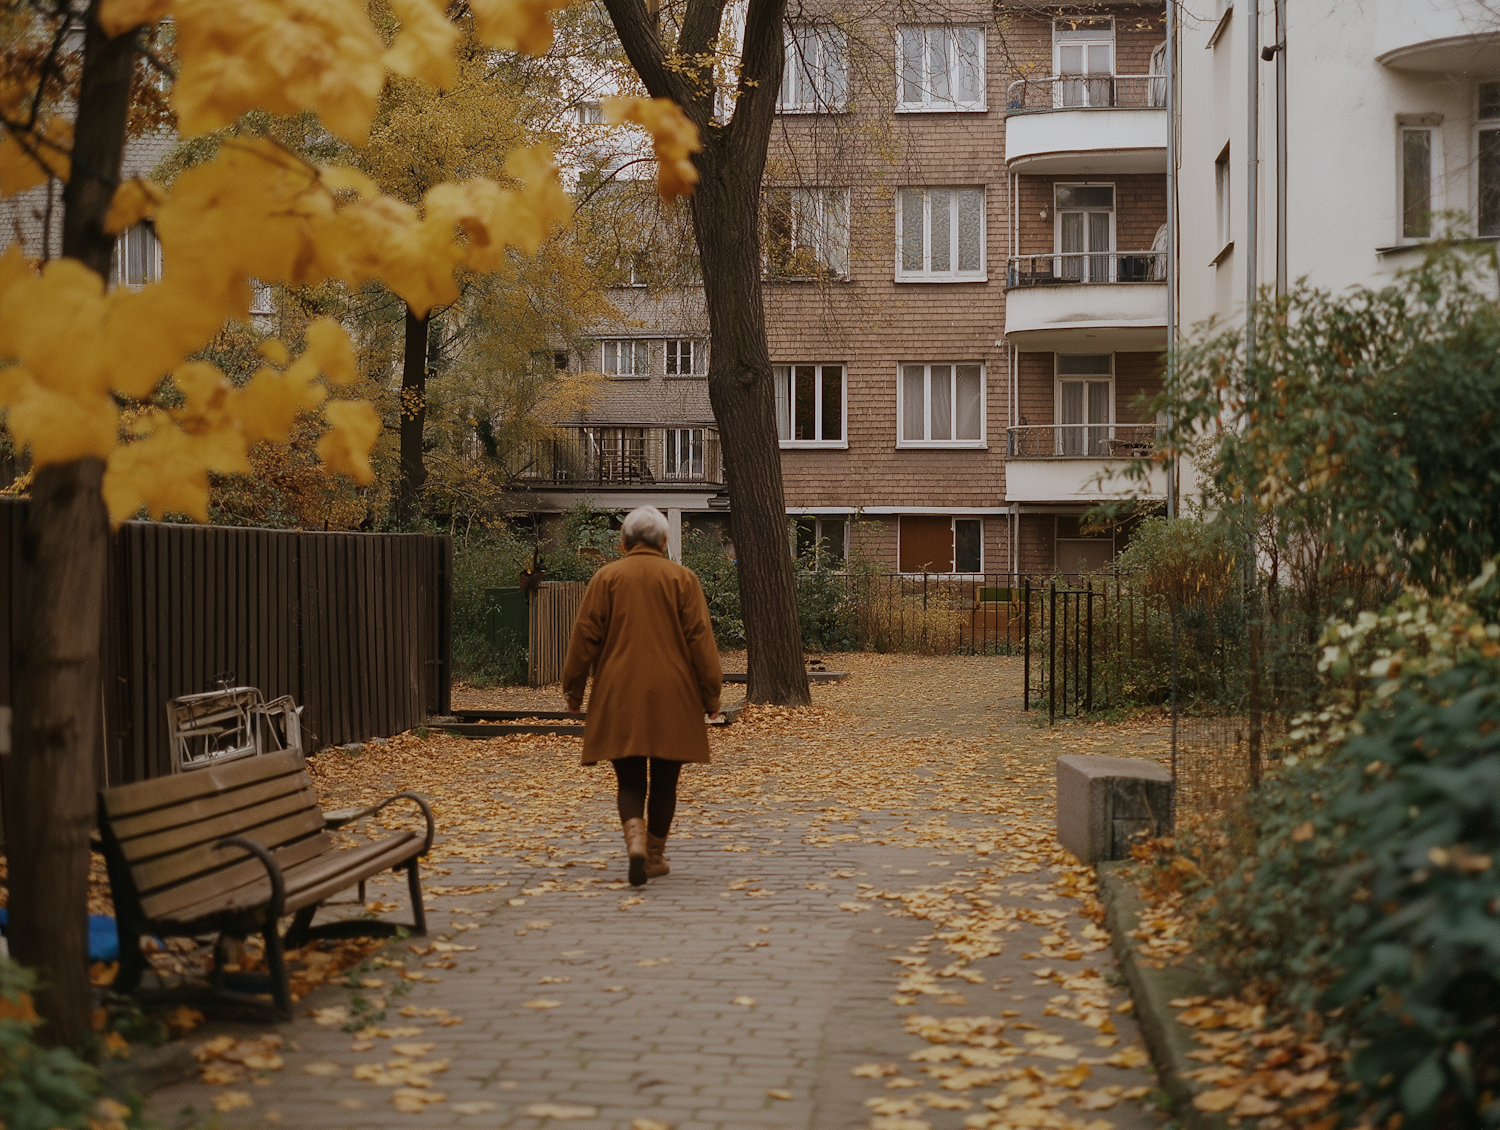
[450,521,530,686]
[681,526,744,648]
[0,959,146,1130]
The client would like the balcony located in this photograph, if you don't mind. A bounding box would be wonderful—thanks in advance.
[512,427,724,487]
[1004,75,1167,174]
[1375,0,1500,74]
[1004,253,1168,351]
[1004,425,1165,503]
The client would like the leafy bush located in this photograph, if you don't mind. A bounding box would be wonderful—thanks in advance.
[450,521,530,686]
[681,526,744,648]
[794,551,857,652]
[0,959,144,1130]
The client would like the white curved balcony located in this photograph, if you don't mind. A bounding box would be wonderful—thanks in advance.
[1004,254,1168,351]
[1004,427,1166,503]
[1375,0,1500,73]
[1005,76,1167,174]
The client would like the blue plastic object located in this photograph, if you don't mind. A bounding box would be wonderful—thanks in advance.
[0,910,120,963]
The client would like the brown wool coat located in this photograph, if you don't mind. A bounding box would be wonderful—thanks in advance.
[561,544,723,765]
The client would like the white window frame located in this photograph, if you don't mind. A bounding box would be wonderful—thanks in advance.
[601,338,651,377]
[792,515,849,567]
[1398,114,1443,243]
[665,339,705,376]
[112,222,161,288]
[1053,183,1116,282]
[779,24,848,113]
[763,188,850,278]
[1055,354,1115,457]
[1052,20,1115,109]
[664,427,707,479]
[1474,85,1500,240]
[774,363,848,448]
[895,186,987,282]
[896,25,987,112]
[896,515,985,576]
[897,362,986,449]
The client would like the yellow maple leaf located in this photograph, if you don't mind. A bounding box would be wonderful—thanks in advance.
[234,362,327,447]
[104,179,168,235]
[98,0,175,35]
[601,96,701,202]
[316,400,380,484]
[385,0,459,89]
[303,318,357,386]
[172,0,387,144]
[103,420,215,522]
[469,0,572,56]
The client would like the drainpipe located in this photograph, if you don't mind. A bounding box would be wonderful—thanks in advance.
[1274,0,1287,298]
[1246,0,1259,359]
[1165,0,1177,520]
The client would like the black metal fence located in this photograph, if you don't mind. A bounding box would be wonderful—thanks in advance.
[1023,579,1106,722]
[0,499,452,786]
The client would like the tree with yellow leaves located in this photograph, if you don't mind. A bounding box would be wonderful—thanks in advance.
[0,0,695,1046]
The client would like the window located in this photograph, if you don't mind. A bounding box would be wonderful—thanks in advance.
[764,188,849,277]
[664,428,706,479]
[602,339,650,377]
[898,516,983,574]
[898,25,985,111]
[113,223,159,286]
[665,339,704,376]
[793,516,847,567]
[1057,355,1112,456]
[1054,21,1113,108]
[1214,143,1231,253]
[897,187,985,281]
[1055,184,1113,281]
[900,363,983,446]
[1479,84,1500,239]
[780,25,846,112]
[774,363,845,445]
[575,101,603,124]
[1401,126,1433,239]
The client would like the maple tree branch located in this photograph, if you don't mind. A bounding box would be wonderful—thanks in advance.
[599,0,692,116]
[726,0,785,157]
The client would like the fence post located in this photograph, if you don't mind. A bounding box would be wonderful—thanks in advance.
[1023,577,1031,711]
[1086,582,1094,714]
[1048,580,1057,725]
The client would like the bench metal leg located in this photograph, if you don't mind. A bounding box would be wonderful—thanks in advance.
[283,906,318,950]
[263,922,293,1020]
[406,861,427,936]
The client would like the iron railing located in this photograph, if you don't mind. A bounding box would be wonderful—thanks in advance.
[1005,73,1167,114]
[1007,251,1167,287]
[513,427,723,486]
[1006,423,1160,459]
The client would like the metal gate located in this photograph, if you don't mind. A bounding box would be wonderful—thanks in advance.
[1023,579,1105,722]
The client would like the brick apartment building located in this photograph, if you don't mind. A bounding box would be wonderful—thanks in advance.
[526,0,1170,578]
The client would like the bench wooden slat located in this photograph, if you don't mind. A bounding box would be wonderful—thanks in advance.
[138,832,330,921]
[118,788,321,864]
[131,809,327,897]
[159,832,422,927]
[111,770,315,842]
[102,751,305,818]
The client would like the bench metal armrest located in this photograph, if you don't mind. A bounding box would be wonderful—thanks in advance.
[324,792,435,856]
[216,835,286,921]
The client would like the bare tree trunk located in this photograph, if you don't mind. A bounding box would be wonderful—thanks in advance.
[691,155,808,705]
[601,0,809,705]
[398,307,430,527]
[6,0,133,1048]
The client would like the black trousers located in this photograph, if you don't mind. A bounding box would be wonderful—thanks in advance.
[611,756,682,838]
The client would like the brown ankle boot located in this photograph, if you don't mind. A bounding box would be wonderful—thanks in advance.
[623,818,648,886]
[644,832,670,878]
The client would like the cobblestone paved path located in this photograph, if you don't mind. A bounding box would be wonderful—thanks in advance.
[148,654,1171,1130]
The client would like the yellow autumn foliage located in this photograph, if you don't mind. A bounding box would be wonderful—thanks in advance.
[601,96,702,201]
[0,0,699,526]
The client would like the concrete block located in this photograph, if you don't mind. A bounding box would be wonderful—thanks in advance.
[1056,754,1173,863]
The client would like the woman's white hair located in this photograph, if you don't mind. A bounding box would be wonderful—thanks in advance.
[621,506,670,549]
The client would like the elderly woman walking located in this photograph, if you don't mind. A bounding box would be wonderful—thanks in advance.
[561,507,723,886]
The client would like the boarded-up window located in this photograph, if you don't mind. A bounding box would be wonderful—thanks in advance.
[899,516,954,573]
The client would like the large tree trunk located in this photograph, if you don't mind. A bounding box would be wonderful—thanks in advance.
[397,307,430,527]
[692,150,809,706]
[600,0,809,706]
[7,0,133,1047]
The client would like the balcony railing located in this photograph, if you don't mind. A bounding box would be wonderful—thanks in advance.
[1007,252,1166,288]
[1007,424,1160,459]
[513,427,724,486]
[1006,74,1166,115]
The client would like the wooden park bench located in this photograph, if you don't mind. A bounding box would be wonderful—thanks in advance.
[97,750,433,1018]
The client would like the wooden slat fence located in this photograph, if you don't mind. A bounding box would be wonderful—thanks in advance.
[528,581,587,687]
[1,498,451,787]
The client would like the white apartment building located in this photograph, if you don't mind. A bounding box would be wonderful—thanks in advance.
[1176,0,1500,328]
